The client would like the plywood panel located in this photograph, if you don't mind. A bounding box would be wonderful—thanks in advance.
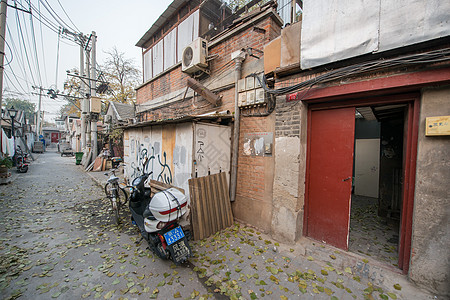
[189,172,233,240]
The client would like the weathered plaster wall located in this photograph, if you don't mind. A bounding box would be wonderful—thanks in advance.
[123,124,193,195]
[409,86,450,296]
[271,95,308,243]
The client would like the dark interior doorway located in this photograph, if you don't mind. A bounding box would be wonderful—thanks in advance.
[349,104,406,267]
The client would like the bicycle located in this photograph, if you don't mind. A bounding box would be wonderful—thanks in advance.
[104,167,128,224]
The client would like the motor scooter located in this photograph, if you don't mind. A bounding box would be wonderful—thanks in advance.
[128,170,191,264]
[15,146,29,173]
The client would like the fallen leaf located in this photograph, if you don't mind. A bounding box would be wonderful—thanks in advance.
[104,290,115,299]
[52,292,61,298]
[173,291,181,298]
[307,256,314,261]
[393,284,401,290]
[387,292,397,299]
[157,280,165,287]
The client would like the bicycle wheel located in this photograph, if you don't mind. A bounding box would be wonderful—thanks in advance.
[117,187,128,207]
[104,182,114,198]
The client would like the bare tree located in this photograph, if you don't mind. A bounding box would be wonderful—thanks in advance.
[102,47,141,104]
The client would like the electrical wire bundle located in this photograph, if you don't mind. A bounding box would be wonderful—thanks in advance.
[252,47,450,97]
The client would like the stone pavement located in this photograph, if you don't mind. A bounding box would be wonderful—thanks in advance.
[85,165,439,300]
[0,150,211,300]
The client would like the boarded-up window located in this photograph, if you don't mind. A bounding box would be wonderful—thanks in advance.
[143,49,152,82]
[177,10,200,62]
[153,39,164,76]
[164,29,177,71]
[143,9,201,81]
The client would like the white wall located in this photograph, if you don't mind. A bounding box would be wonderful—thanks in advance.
[354,138,380,198]
[301,0,450,69]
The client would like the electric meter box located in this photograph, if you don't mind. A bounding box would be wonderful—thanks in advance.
[246,77,255,90]
[246,90,256,105]
[90,96,102,114]
[238,79,246,92]
[238,92,247,107]
[255,88,265,104]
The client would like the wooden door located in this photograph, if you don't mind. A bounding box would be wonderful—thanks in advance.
[305,107,355,250]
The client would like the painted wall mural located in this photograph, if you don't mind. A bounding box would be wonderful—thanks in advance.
[124,123,231,198]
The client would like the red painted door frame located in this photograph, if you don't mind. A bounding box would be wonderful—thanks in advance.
[304,93,420,274]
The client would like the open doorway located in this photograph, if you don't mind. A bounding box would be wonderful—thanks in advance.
[349,104,407,267]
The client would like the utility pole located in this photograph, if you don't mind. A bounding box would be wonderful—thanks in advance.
[32,86,44,137]
[0,0,7,150]
[90,31,98,159]
[85,38,91,152]
[79,35,86,151]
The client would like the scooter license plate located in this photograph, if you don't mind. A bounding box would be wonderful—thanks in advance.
[164,226,185,246]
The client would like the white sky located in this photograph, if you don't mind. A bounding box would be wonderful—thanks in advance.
[3,0,172,122]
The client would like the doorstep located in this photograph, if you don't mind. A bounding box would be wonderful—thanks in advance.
[293,236,433,299]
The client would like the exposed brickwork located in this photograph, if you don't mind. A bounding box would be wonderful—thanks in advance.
[136,12,281,123]
[236,117,270,202]
[132,10,282,233]
[275,95,301,138]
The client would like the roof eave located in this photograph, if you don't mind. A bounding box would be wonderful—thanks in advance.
[135,0,187,48]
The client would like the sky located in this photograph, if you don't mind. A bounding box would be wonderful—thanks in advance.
[3,0,173,122]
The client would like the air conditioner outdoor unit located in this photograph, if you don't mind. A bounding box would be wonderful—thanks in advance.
[181,38,208,74]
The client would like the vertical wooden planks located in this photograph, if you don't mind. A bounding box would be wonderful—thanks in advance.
[188,172,234,240]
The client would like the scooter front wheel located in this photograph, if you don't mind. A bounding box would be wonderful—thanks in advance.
[18,165,28,173]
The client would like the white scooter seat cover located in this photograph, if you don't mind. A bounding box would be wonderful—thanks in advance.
[149,188,188,222]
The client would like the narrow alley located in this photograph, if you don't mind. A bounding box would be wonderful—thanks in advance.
[0,149,210,299]
[0,150,438,299]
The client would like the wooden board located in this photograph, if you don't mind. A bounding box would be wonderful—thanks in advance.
[148,179,184,197]
[189,172,234,240]
[92,157,104,172]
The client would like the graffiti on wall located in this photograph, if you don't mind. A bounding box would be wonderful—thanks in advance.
[129,138,173,184]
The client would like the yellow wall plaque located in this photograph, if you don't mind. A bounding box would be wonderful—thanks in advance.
[426,116,450,136]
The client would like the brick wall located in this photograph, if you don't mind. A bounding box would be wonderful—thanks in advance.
[135,12,281,122]
[134,9,283,233]
[237,117,269,202]
[275,95,301,138]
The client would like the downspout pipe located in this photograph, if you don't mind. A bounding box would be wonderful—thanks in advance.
[230,52,246,202]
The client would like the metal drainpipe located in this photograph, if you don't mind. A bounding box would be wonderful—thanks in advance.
[230,53,246,202]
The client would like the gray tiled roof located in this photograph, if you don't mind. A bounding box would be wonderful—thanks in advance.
[111,102,135,121]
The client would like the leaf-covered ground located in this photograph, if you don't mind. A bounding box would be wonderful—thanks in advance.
[0,149,432,300]
[0,150,210,300]
[189,224,403,300]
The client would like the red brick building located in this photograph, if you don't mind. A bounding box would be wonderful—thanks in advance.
[125,0,450,296]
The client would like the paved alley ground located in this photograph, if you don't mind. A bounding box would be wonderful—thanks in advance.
[0,150,439,299]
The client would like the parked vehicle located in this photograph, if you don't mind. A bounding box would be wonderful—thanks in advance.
[15,146,29,173]
[60,142,73,157]
[128,170,191,264]
[104,167,128,224]
[32,141,44,153]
